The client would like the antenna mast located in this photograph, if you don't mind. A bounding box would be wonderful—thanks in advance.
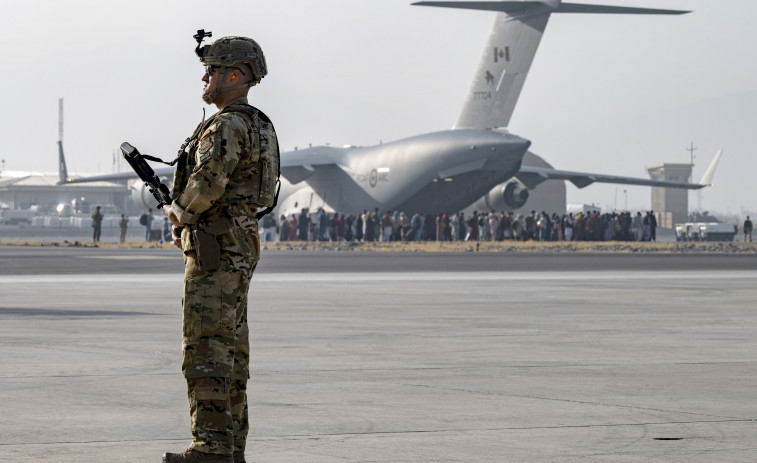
[686,141,700,212]
[58,98,64,143]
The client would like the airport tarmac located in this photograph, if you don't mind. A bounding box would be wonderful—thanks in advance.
[1,247,756,462]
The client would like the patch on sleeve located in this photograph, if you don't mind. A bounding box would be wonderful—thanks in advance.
[198,136,213,154]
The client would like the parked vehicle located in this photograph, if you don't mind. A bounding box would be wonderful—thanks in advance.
[675,222,736,242]
[0,209,36,225]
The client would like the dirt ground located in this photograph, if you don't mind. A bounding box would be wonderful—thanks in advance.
[2,239,756,254]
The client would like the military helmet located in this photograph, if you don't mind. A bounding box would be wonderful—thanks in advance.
[197,36,267,86]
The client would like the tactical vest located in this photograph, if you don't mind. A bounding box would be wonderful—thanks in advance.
[172,104,280,219]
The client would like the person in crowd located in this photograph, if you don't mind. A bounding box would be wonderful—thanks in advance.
[381,210,393,241]
[355,211,364,242]
[512,214,523,240]
[298,208,309,241]
[336,213,346,241]
[632,211,642,241]
[466,211,479,241]
[279,214,289,242]
[391,211,401,241]
[262,213,277,242]
[478,212,487,241]
[316,208,327,241]
[642,211,651,241]
[288,214,298,241]
[344,213,353,241]
[457,212,466,241]
[563,213,573,241]
[524,211,535,241]
[360,209,369,241]
[442,213,451,241]
[488,212,498,242]
[649,210,657,241]
[399,212,410,241]
[410,212,422,241]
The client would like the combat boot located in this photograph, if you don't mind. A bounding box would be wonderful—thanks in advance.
[162,448,233,463]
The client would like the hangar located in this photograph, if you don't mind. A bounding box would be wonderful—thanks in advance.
[0,172,130,212]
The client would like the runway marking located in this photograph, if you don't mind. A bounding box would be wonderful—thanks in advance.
[77,255,176,260]
[1,271,757,284]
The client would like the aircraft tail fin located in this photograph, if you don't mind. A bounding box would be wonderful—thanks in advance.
[698,149,724,186]
[413,1,690,130]
[57,140,69,184]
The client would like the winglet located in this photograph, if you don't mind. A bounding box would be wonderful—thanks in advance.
[698,149,723,186]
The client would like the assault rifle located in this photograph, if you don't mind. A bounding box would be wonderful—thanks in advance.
[120,142,173,208]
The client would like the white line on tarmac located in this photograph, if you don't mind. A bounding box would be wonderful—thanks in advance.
[1,271,756,285]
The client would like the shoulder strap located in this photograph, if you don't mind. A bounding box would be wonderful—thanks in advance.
[224,103,281,220]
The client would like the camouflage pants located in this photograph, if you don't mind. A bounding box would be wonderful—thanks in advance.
[182,250,257,456]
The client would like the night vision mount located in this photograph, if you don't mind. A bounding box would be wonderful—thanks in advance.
[194,29,213,59]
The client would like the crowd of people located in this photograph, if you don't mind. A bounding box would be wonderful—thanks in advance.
[262,208,662,243]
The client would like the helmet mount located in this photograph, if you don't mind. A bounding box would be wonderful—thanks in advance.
[194,29,213,59]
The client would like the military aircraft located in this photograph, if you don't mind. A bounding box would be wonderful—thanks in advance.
[65,1,721,217]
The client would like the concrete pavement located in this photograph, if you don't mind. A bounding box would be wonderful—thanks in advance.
[0,248,755,462]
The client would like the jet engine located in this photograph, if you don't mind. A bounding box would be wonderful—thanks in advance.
[467,179,529,212]
[502,180,529,209]
[130,181,162,211]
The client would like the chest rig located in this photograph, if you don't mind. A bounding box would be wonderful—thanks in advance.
[172,104,280,220]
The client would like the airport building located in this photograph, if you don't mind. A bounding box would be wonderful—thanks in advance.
[646,163,693,228]
[0,172,130,213]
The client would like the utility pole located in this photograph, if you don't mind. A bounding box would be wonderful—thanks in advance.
[686,141,697,179]
[686,141,700,212]
[59,98,64,144]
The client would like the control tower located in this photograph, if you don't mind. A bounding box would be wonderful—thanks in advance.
[646,163,693,228]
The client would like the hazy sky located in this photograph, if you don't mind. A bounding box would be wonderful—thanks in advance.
[2,0,754,215]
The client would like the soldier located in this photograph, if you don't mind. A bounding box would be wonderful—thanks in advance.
[91,205,103,244]
[119,213,128,243]
[744,216,753,242]
[162,33,278,463]
[145,208,154,241]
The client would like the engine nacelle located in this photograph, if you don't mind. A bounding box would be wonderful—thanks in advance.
[502,180,529,209]
[130,180,164,211]
[468,179,530,212]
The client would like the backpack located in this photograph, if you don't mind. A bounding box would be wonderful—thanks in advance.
[139,213,148,226]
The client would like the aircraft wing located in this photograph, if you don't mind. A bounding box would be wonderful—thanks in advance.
[516,165,707,190]
[64,145,346,186]
[517,149,723,190]
[280,145,347,184]
[64,169,173,184]
[516,149,724,191]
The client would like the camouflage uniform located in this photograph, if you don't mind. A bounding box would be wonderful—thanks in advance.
[170,96,277,457]
[91,208,103,243]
